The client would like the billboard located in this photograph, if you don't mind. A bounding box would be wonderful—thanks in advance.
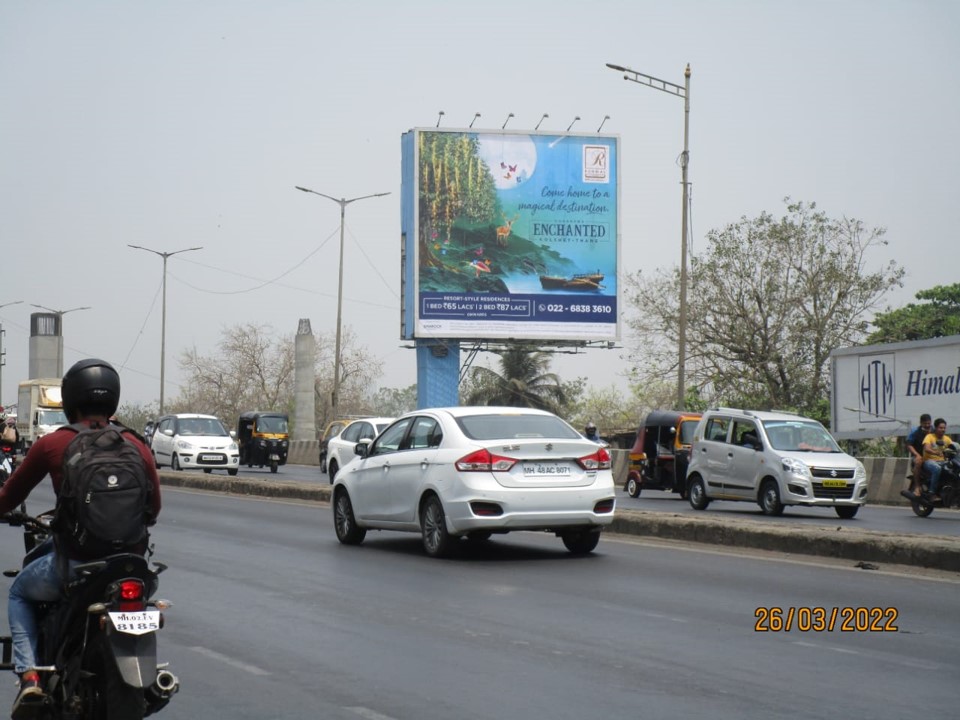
[400,128,620,342]
[830,335,960,439]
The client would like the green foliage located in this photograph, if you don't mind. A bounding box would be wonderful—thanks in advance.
[115,401,159,435]
[462,346,569,414]
[625,199,904,418]
[369,384,418,417]
[866,283,960,344]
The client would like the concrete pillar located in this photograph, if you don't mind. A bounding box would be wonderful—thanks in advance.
[293,319,317,442]
[28,313,61,379]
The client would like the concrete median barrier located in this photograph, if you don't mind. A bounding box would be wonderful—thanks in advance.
[158,470,960,572]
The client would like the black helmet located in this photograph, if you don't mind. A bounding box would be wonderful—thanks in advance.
[62,358,121,422]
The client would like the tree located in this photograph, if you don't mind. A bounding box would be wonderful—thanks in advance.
[625,199,905,415]
[866,283,960,344]
[369,384,418,417]
[114,401,159,435]
[172,323,384,431]
[462,346,570,414]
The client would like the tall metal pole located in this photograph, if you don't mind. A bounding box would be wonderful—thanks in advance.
[128,245,203,414]
[295,186,390,422]
[605,61,691,409]
[677,64,691,409]
[0,301,23,405]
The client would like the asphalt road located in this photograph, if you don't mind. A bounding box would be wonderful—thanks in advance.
[236,463,960,538]
[2,485,956,720]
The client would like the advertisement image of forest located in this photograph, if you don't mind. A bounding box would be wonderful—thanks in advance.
[415,129,619,341]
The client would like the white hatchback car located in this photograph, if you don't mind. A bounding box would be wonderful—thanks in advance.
[151,413,240,475]
[331,406,616,557]
[325,417,394,482]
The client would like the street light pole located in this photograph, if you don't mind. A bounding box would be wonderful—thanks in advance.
[29,304,92,377]
[606,61,691,409]
[295,186,390,421]
[128,245,203,414]
[0,301,23,404]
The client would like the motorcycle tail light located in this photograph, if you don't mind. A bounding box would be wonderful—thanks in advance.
[119,580,146,612]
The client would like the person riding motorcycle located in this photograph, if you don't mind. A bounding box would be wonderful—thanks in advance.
[584,422,600,443]
[921,418,953,503]
[0,359,162,718]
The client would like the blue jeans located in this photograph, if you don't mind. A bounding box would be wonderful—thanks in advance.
[923,460,943,495]
[7,541,79,674]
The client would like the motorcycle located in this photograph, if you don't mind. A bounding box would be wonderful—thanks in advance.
[901,441,960,517]
[0,509,178,718]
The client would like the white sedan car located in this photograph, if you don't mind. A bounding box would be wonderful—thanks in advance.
[325,417,394,482]
[331,406,616,557]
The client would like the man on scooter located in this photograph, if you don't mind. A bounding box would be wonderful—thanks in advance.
[922,418,953,504]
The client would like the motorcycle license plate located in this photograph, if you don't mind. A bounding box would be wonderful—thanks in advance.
[821,479,847,488]
[109,610,160,635]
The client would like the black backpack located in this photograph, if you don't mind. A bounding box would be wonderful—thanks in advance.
[54,423,152,559]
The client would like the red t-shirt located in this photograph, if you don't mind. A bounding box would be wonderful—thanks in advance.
[0,421,162,519]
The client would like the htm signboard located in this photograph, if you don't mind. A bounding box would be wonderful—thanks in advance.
[400,128,620,342]
[830,335,960,439]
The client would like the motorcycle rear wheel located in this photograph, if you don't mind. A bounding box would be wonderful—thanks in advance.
[911,498,935,517]
[95,643,146,720]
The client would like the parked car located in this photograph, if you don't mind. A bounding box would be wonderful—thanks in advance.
[685,408,867,518]
[331,406,616,557]
[325,417,394,482]
[625,410,702,499]
[151,413,240,475]
[318,419,349,474]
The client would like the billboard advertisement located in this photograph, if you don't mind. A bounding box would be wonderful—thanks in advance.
[830,335,960,439]
[400,128,620,342]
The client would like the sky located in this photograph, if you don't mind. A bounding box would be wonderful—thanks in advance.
[2,0,958,410]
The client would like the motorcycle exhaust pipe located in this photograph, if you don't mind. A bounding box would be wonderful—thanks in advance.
[146,669,180,703]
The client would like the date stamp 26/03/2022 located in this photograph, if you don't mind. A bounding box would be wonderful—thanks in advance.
[754,607,899,633]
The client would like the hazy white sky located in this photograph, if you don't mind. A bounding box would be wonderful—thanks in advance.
[2,0,957,409]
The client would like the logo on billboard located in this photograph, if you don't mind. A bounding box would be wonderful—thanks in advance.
[859,355,895,422]
[583,145,608,183]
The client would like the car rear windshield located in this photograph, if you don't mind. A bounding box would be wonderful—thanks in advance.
[456,413,581,441]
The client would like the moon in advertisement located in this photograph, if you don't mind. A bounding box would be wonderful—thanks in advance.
[477,135,538,190]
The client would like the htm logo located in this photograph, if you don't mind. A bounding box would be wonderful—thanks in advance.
[859,356,895,422]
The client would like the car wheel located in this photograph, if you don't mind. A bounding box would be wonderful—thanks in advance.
[759,479,785,516]
[172,454,181,471]
[228,468,238,476]
[626,476,641,498]
[334,489,366,545]
[421,495,453,558]
[911,498,935,517]
[328,459,339,484]
[835,506,859,519]
[688,476,710,510]
[561,528,601,554]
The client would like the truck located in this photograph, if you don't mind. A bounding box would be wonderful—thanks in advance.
[16,378,67,452]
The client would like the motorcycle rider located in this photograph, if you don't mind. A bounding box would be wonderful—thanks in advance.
[584,422,601,443]
[921,417,953,503]
[905,413,932,496]
[0,359,162,719]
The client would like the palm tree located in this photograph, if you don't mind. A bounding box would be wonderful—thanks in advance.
[463,347,567,413]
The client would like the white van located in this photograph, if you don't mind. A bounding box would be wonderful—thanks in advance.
[685,408,867,518]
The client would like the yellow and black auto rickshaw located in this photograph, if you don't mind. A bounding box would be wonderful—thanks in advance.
[626,410,702,499]
[237,411,289,473]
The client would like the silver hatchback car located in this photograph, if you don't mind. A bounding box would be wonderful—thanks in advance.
[331,406,616,557]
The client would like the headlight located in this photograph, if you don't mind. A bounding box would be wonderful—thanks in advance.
[781,457,810,478]
[259,440,267,447]
[228,442,238,452]
[854,461,867,481]
[281,440,288,447]
[176,440,195,451]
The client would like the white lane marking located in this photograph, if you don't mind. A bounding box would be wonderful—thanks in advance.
[188,646,271,676]
[345,707,400,720]
[792,640,941,669]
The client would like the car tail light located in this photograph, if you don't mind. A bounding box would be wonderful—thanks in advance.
[455,448,517,472]
[576,447,611,471]
[118,580,146,612]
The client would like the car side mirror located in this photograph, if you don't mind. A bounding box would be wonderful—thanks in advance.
[163,428,174,436]
[355,438,372,459]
